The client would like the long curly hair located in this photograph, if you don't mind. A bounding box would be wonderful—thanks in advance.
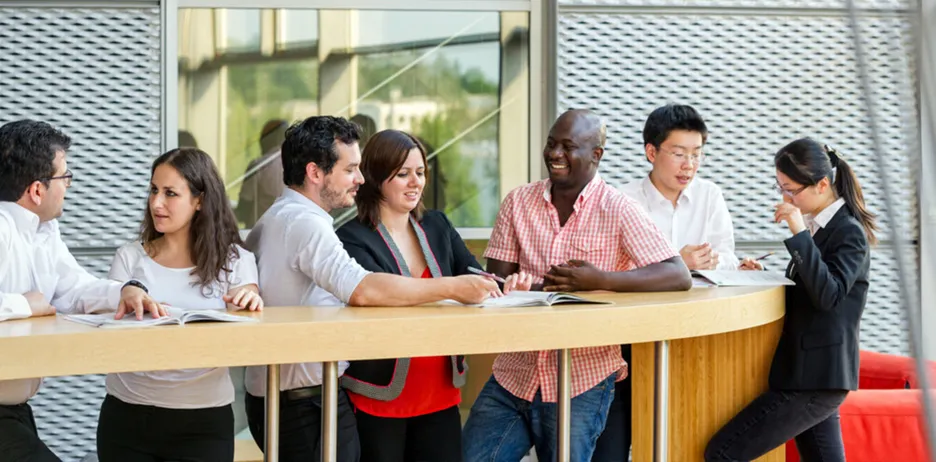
[141,148,243,289]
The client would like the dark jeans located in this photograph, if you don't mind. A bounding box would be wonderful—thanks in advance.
[704,389,848,462]
[245,389,360,462]
[592,344,632,462]
[354,404,462,462]
[0,403,60,462]
[96,394,234,462]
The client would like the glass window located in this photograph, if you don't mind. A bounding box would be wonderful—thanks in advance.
[278,10,318,50]
[219,9,261,52]
[177,8,529,230]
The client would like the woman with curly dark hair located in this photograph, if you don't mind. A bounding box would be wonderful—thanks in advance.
[96,148,264,462]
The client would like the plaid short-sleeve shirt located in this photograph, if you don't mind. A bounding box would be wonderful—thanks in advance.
[483,175,678,402]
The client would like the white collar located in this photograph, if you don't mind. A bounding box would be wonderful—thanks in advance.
[641,174,695,206]
[0,202,42,236]
[280,188,334,224]
[808,197,846,233]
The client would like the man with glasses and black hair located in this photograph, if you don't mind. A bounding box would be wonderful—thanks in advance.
[593,104,740,461]
[0,119,162,462]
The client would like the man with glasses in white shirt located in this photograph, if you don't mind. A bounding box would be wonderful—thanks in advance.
[594,104,740,461]
[244,115,499,462]
[0,119,162,462]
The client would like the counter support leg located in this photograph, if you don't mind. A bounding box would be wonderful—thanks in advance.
[322,361,339,462]
[653,340,670,462]
[265,364,280,462]
[557,348,572,462]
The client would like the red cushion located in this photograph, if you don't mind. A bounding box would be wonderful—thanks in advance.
[859,350,913,389]
[786,389,929,462]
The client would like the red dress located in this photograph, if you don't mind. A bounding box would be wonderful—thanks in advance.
[346,267,462,418]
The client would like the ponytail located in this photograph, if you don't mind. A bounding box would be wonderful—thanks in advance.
[826,146,878,245]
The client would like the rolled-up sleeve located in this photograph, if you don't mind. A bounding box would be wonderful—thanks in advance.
[289,216,369,304]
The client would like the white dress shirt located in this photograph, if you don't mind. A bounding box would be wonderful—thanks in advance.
[807,198,846,236]
[244,189,370,396]
[0,202,123,405]
[620,176,739,270]
[105,241,258,409]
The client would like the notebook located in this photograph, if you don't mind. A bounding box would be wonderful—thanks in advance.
[468,291,611,308]
[63,307,258,329]
[691,270,795,287]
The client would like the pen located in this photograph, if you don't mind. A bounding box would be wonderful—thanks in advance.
[754,251,775,261]
[467,266,507,284]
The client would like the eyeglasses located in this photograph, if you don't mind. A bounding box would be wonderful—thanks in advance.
[658,148,704,165]
[773,182,807,198]
[41,169,73,188]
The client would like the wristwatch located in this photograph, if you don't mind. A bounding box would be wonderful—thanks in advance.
[121,279,149,294]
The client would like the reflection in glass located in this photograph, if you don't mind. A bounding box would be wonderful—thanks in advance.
[278,10,318,49]
[220,9,261,52]
[178,8,528,229]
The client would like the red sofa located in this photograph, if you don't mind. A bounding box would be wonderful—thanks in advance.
[785,350,934,462]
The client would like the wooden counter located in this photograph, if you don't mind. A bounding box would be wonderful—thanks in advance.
[0,285,785,461]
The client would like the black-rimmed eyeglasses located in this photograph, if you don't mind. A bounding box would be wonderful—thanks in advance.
[41,169,73,188]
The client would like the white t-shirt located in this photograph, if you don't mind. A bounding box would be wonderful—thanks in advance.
[105,241,258,409]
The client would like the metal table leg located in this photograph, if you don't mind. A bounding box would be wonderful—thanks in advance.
[322,361,339,462]
[265,364,280,462]
[557,348,572,462]
[653,340,670,462]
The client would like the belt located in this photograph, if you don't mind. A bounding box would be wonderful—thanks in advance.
[283,385,322,401]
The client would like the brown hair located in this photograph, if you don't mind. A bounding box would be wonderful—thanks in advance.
[141,148,244,289]
[774,138,878,245]
[355,129,428,229]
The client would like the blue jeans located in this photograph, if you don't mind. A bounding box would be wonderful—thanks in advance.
[463,373,616,462]
[704,389,848,462]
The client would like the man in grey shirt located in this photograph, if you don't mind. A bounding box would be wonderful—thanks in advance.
[244,115,498,462]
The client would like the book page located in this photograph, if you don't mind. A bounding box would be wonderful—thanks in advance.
[179,309,258,324]
[691,270,794,287]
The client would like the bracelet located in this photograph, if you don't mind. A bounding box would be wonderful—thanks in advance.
[121,279,149,294]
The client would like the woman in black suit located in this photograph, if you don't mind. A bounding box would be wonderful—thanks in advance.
[336,129,531,462]
[705,138,877,462]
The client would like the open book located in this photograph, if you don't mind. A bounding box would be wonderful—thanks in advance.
[63,307,258,329]
[691,270,795,287]
[470,291,611,308]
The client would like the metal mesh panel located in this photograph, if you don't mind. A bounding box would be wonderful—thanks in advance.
[559,0,911,9]
[0,7,160,461]
[30,376,106,462]
[0,7,160,248]
[29,254,113,461]
[558,11,917,354]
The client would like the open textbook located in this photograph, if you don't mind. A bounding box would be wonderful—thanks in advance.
[63,307,258,329]
[448,291,611,308]
[691,270,795,287]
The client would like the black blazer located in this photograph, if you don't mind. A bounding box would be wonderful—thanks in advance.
[768,205,870,391]
[335,210,481,391]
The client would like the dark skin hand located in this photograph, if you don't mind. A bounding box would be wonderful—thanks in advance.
[542,257,690,292]
[488,256,691,292]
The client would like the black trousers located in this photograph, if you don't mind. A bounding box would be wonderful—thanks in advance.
[96,394,234,462]
[0,403,60,462]
[354,404,461,462]
[245,389,360,462]
[704,389,848,462]
[592,344,632,462]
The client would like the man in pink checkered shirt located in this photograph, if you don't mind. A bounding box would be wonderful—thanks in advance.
[462,109,691,462]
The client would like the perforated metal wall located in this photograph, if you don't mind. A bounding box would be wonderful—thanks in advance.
[0,7,159,248]
[557,9,917,355]
[559,0,911,8]
[0,7,160,461]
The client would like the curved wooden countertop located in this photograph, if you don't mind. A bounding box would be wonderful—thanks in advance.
[0,286,784,381]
